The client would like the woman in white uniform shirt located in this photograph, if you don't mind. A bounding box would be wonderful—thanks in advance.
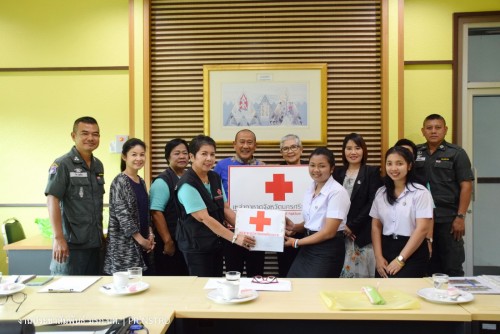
[370,146,433,278]
[285,147,351,278]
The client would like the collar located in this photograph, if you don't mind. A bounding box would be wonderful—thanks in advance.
[399,182,425,198]
[232,155,258,165]
[421,140,447,153]
[70,146,85,164]
[311,176,335,196]
[70,146,94,167]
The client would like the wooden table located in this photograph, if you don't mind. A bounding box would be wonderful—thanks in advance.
[459,294,500,334]
[174,277,470,334]
[1,276,499,334]
[2,276,196,333]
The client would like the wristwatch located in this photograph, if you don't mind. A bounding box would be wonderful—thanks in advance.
[397,255,405,263]
[457,213,466,219]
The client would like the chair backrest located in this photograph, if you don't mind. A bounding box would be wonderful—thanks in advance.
[2,218,26,245]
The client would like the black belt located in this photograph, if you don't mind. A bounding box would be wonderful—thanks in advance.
[305,229,317,236]
[305,229,344,237]
[383,234,410,240]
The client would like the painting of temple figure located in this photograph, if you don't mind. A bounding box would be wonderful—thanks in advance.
[225,92,262,126]
[222,83,308,128]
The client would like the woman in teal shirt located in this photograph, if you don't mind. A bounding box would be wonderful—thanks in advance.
[175,135,255,277]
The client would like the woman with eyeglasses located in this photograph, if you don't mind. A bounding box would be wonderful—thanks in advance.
[175,135,256,277]
[332,133,382,278]
[370,146,433,278]
[277,134,307,277]
[285,147,351,278]
[279,134,307,166]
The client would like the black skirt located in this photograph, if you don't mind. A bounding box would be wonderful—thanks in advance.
[287,231,345,278]
[375,235,429,278]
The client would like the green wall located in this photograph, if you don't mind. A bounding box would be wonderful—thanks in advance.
[0,0,129,274]
[404,0,500,143]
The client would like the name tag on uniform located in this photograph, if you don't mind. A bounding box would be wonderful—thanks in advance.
[416,156,426,162]
[70,172,88,177]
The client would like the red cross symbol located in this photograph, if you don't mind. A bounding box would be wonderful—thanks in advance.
[250,211,272,232]
[265,173,293,201]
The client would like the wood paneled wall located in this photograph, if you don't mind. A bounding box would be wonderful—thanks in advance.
[148,0,381,175]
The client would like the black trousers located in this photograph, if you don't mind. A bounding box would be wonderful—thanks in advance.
[153,237,189,276]
[375,235,429,278]
[223,241,265,277]
[429,222,465,276]
[183,245,224,277]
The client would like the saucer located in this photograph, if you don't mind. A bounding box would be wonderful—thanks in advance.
[207,289,258,304]
[100,282,149,296]
[0,283,25,296]
[417,288,474,304]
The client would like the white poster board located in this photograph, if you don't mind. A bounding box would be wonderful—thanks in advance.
[228,165,311,225]
[235,208,285,252]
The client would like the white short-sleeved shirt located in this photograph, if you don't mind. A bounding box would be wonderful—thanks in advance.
[303,176,351,232]
[369,183,434,236]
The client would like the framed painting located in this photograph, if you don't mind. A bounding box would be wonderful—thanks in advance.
[203,63,327,144]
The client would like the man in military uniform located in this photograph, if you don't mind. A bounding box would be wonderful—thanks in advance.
[45,116,105,275]
[415,114,473,276]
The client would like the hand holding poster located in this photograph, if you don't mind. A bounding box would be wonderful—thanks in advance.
[235,208,285,252]
[229,165,311,225]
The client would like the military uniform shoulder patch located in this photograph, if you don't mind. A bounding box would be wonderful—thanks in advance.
[49,163,59,175]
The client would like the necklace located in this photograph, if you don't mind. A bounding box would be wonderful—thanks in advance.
[346,168,359,178]
[345,168,358,186]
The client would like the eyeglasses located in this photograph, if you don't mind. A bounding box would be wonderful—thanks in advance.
[281,145,300,153]
[252,275,278,284]
[0,292,27,312]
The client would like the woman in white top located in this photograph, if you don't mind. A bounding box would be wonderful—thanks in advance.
[285,147,351,278]
[370,146,433,278]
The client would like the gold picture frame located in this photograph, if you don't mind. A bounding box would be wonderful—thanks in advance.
[203,63,327,144]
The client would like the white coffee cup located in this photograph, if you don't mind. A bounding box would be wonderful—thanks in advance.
[113,271,129,290]
[219,280,239,300]
[219,271,241,300]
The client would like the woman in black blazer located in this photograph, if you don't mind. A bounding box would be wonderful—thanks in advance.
[332,133,382,278]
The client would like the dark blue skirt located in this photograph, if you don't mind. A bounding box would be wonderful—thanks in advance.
[287,232,345,278]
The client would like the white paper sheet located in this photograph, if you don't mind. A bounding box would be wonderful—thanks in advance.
[204,277,292,292]
[38,276,101,293]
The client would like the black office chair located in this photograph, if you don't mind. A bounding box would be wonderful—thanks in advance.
[1,217,26,245]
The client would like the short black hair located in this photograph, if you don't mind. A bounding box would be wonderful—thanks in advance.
[423,114,446,126]
[309,146,335,168]
[73,116,98,133]
[164,138,189,163]
[189,135,216,156]
[395,138,417,159]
